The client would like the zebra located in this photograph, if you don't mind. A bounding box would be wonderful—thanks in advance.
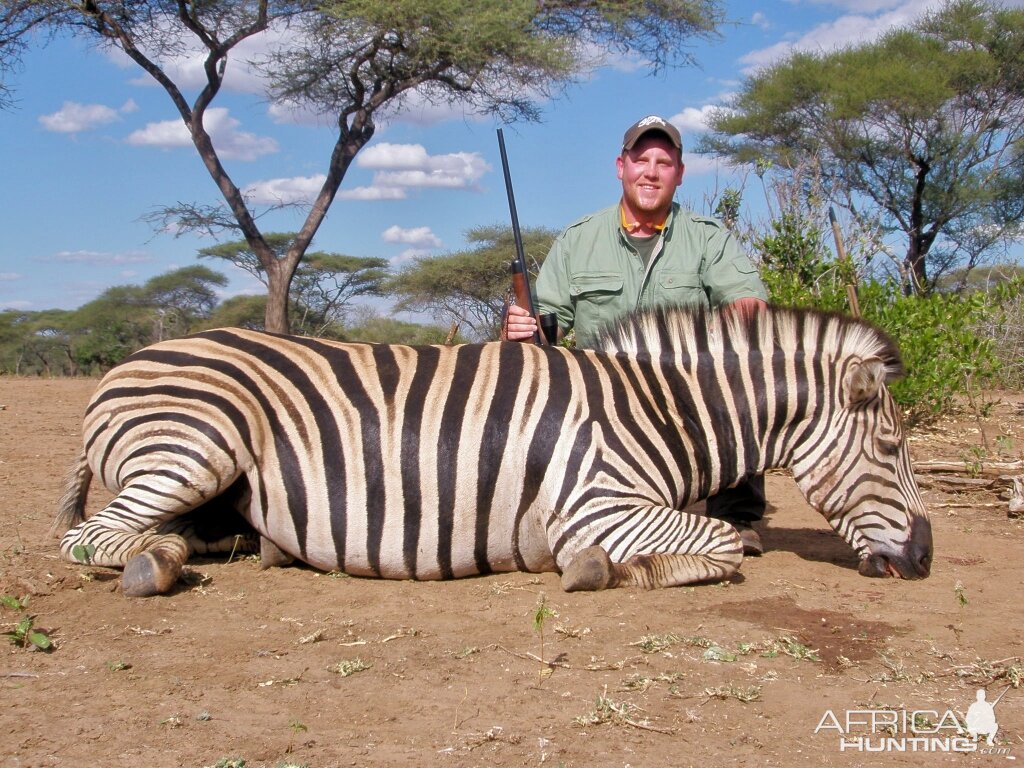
[53,305,932,597]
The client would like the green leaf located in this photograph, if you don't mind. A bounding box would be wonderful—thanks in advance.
[71,543,96,564]
[27,630,51,651]
[0,594,24,611]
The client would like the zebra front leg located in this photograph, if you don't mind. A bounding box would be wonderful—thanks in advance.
[558,507,744,591]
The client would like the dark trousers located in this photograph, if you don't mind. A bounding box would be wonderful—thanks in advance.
[705,474,765,524]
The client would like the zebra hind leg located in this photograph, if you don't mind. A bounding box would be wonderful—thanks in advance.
[59,467,243,597]
[59,516,192,598]
[54,453,190,596]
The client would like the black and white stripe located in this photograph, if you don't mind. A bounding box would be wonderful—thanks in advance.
[54,306,932,596]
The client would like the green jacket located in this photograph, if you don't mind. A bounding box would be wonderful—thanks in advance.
[535,203,767,348]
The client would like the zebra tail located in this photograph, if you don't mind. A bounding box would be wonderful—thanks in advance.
[52,452,92,537]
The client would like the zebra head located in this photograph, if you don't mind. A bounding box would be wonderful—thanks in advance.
[790,349,932,580]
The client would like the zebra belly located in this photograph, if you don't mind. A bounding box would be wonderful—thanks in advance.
[249,477,556,581]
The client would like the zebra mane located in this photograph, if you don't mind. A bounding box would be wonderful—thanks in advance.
[595,305,904,379]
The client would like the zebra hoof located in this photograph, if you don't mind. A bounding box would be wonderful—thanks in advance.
[259,536,295,569]
[561,546,617,591]
[122,550,183,597]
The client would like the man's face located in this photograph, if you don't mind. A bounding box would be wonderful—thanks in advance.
[617,135,685,218]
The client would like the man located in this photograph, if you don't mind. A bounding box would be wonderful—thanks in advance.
[504,115,769,554]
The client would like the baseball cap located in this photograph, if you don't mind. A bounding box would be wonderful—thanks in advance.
[622,115,682,152]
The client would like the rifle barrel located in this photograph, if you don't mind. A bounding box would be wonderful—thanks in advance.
[497,128,543,344]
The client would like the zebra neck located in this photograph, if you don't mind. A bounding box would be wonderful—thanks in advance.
[665,345,812,498]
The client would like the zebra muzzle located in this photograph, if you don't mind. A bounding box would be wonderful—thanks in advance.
[857,535,932,580]
[857,514,932,580]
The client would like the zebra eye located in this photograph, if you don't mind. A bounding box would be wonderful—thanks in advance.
[876,437,901,457]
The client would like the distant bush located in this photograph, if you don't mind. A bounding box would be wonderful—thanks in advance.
[968,276,1024,391]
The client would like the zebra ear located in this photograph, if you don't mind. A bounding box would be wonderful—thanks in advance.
[846,358,887,406]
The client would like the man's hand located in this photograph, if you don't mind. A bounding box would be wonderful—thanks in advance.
[724,297,768,323]
[503,303,539,342]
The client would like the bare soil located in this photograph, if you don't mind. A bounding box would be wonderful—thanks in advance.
[1,377,1021,768]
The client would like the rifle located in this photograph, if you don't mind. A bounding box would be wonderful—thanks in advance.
[497,128,553,345]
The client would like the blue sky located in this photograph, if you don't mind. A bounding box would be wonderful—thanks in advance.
[2,0,1020,315]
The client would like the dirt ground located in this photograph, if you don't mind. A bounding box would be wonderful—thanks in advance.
[1,376,1022,768]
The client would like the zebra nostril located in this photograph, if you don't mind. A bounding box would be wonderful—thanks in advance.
[915,548,932,576]
[908,515,933,578]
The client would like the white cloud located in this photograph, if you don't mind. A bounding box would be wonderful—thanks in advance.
[126,107,278,161]
[0,272,20,281]
[373,170,474,189]
[358,143,433,170]
[126,118,191,150]
[681,153,732,176]
[669,106,720,134]
[381,225,442,249]
[243,174,326,205]
[40,250,153,265]
[357,143,489,190]
[257,142,492,203]
[38,99,137,133]
[389,248,434,265]
[337,185,408,201]
[739,0,941,72]
[750,12,772,30]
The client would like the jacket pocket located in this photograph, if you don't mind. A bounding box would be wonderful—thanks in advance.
[569,272,624,305]
[655,271,708,308]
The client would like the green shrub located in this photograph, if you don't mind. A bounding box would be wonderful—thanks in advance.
[762,267,1000,424]
[754,211,1003,424]
[858,283,1000,424]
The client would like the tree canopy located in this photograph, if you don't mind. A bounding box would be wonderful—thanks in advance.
[701,0,1024,293]
[2,0,724,331]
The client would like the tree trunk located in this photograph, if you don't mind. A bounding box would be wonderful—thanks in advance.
[265,260,294,334]
[903,158,933,295]
[903,241,928,295]
[63,346,79,377]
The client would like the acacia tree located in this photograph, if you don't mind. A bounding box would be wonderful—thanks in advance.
[2,0,724,332]
[701,0,1024,293]
[387,224,557,340]
[291,252,389,335]
[143,265,228,340]
[200,233,388,335]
